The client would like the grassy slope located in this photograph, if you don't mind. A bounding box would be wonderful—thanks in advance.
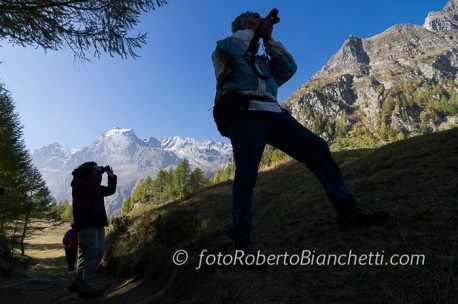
[104,128,458,304]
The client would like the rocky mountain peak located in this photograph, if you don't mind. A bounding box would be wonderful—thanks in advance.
[444,0,458,15]
[32,142,73,169]
[143,137,161,148]
[311,35,370,80]
[104,127,133,136]
[98,127,141,144]
[424,0,458,32]
[285,1,458,150]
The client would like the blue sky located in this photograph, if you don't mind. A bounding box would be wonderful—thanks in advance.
[0,0,448,151]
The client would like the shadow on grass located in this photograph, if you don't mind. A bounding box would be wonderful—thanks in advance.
[28,255,69,276]
[103,128,458,304]
[26,243,64,251]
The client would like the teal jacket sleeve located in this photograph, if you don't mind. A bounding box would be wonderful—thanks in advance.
[264,38,298,87]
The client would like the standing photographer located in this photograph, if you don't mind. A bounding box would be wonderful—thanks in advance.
[69,161,117,298]
[212,11,389,254]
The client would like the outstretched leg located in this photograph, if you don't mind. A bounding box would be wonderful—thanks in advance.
[267,112,354,208]
[267,112,389,226]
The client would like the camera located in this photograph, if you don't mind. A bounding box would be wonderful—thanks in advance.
[253,8,280,40]
[264,8,280,25]
[248,8,280,79]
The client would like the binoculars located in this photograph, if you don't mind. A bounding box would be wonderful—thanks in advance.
[100,165,111,173]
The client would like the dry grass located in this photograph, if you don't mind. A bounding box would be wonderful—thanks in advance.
[24,221,70,276]
[104,128,458,303]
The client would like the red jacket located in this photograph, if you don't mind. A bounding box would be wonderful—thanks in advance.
[71,171,117,232]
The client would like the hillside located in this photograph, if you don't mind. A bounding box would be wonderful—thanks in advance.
[103,127,458,303]
[284,0,458,149]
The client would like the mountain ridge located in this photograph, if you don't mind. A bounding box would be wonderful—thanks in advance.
[285,0,458,149]
[32,127,232,215]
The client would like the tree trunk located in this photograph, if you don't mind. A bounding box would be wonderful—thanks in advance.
[20,172,36,256]
[20,211,30,256]
[0,208,5,229]
[11,219,20,254]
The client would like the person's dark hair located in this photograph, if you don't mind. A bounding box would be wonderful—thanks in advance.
[72,161,97,181]
[231,11,259,33]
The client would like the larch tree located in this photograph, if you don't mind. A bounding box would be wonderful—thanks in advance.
[0,0,168,60]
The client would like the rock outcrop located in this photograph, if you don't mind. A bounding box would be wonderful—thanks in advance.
[285,0,458,149]
[424,0,458,31]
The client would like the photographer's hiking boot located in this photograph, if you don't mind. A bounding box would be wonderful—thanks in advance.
[337,202,390,227]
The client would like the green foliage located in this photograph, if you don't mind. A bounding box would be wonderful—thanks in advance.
[396,131,406,141]
[172,159,191,198]
[211,164,235,184]
[290,76,458,149]
[121,197,133,216]
[17,167,54,255]
[51,199,72,221]
[377,79,458,139]
[0,0,167,60]
[121,159,210,215]
[61,204,73,223]
[188,167,208,193]
[132,177,154,204]
[333,124,379,150]
[0,84,54,255]
[212,145,290,185]
[153,169,171,203]
[260,145,289,168]
[110,216,132,235]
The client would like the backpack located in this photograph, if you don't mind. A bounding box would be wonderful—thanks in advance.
[213,91,248,138]
[63,228,78,249]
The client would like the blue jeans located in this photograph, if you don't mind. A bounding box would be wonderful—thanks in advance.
[227,111,354,241]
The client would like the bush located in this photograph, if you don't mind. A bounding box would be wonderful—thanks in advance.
[110,216,132,235]
[154,208,203,245]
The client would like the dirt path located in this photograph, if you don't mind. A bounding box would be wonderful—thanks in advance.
[0,223,149,304]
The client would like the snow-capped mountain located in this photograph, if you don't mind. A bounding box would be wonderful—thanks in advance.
[32,128,232,215]
[160,136,232,173]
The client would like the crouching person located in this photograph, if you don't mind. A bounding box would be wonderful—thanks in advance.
[63,224,78,271]
[68,162,117,299]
